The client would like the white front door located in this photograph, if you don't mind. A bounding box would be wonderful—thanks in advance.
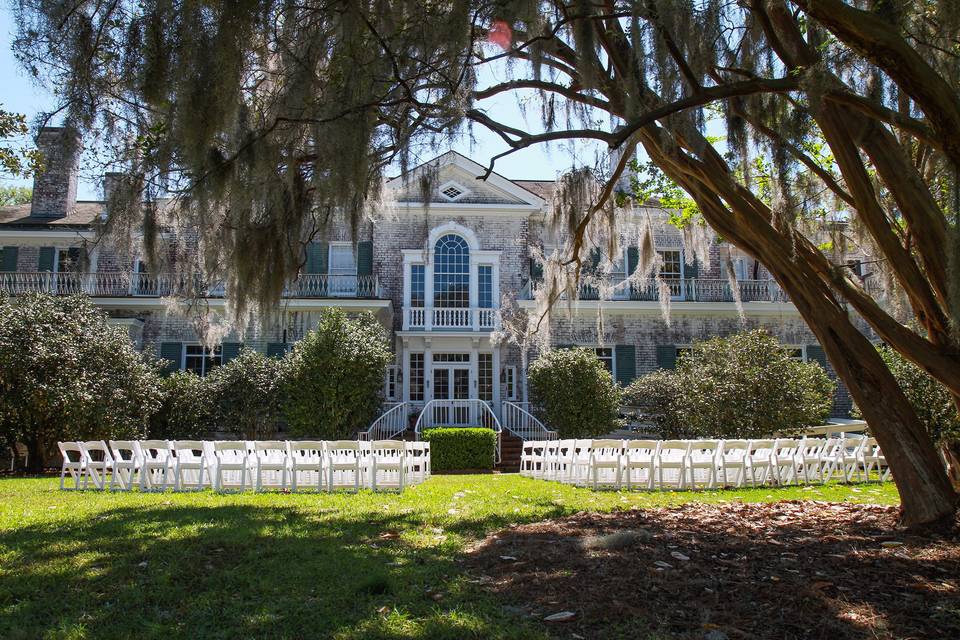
[432,364,471,424]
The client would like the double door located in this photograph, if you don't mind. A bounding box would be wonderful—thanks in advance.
[432,365,471,425]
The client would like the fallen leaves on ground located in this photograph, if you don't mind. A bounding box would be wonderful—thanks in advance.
[465,500,960,639]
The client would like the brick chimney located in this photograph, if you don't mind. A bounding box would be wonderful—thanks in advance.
[30,127,81,218]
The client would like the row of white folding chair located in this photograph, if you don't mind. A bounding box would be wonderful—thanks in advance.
[520,436,887,490]
[58,440,430,492]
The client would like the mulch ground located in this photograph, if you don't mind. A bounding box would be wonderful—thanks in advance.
[464,501,960,640]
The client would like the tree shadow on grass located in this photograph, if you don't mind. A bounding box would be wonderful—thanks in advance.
[0,499,567,640]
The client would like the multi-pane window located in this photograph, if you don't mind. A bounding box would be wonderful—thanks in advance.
[385,365,399,401]
[433,352,470,362]
[659,250,682,279]
[478,265,493,308]
[329,243,357,275]
[184,344,222,376]
[478,353,493,401]
[503,365,517,400]
[434,234,469,308]
[411,264,425,307]
[595,347,614,375]
[783,347,805,361]
[57,247,83,272]
[409,353,424,401]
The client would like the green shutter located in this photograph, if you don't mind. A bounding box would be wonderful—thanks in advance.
[221,342,242,363]
[305,242,328,274]
[656,344,677,370]
[529,257,543,283]
[1,246,17,272]
[807,345,829,371]
[38,247,55,272]
[614,345,636,386]
[685,256,699,279]
[266,342,288,358]
[159,342,182,372]
[357,241,373,276]
[626,246,639,275]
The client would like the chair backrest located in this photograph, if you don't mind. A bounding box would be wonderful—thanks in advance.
[214,441,249,462]
[254,441,288,458]
[140,440,172,461]
[289,441,324,458]
[624,440,658,457]
[81,440,113,463]
[800,437,825,456]
[591,439,624,456]
[773,438,799,456]
[58,441,84,463]
[109,440,141,462]
[371,440,406,456]
[842,436,865,455]
[658,440,691,459]
[327,440,361,455]
[172,440,205,460]
[721,440,749,458]
[749,439,776,457]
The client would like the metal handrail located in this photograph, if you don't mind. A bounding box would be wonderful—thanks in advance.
[502,401,558,441]
[359,402,409,441]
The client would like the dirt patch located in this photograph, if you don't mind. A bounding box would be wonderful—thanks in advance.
[464,501,960,639]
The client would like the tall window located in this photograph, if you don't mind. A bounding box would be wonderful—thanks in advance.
[478,265,493,308]
[434,234,469,308]
[409,353,424,401]
[595,347,614,375]
[478,353,493,401]
[659,250,682,279]
[384,365,399,401]
[503,365,517,400]
[329,244,357,275]
[184,345,222,376]
[411,264,425,307]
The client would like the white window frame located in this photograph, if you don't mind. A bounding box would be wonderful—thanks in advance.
[328,241,357,275]
[182,344,223,376]
[384,365,400,401]
[437,180,470,202]
[594,346,616,378]
[782,345,807,361]
[503,365,518,401]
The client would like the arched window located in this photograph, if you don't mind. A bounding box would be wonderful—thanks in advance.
[434,234,470,307]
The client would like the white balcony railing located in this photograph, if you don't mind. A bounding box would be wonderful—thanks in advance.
[402,306,500,331]
[524,277,790,303]
[0,272,383,299]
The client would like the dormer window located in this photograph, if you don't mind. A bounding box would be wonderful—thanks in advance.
[438,181,469,202]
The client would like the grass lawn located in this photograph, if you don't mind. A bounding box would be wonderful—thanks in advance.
[0,475,899,640]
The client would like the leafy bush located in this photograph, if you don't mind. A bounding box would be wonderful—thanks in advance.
[207,348,287,439]
[283,309,392,439]
[625,330,835,438]
[0,293,163,469]
[148,371,215,440]
[528,347,623,438]
[422,427,497,471]
[852,346,960,445]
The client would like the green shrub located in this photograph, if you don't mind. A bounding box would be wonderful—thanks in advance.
[0,293,163,469]
[207,348,287,439]
[422,427,497,471]
[283,309,392,439]
[149,371,215,440]
[527,347,623,438]
[625,330,835,439]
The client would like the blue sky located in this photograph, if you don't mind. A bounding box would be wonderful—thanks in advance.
[0,6,604,200]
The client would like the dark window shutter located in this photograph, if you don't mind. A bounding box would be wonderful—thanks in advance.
[626,246,639,275]
[1,246,17,272]
[305,242,328,274]
[38,247,55,272]
[588,247,601,269]
[656,344,677,370]
[266,342,288,358]
[807,345,829,371]
[221,342,242,363]
[529,257,543,283]
[685,256,699,279]
[159,342,182,372]
[614,345,636,386]
[357,241,373,276]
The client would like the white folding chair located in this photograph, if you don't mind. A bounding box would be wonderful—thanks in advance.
[840,436,866,483]
[423,441,431,479]
[861,438,890,481]
[549,439,577,483]
[58,442,86,490]
[405,441,427,484]
[519,441,538,477]
[288,441,325,492]
[687,440,720,489]
[171,441,210,490]
[370,440,407,491]
[796,438,826,484]
[771,438,800,485]
[540,440,561,481]
[718,439,749,487]
[80,441,114,490]
[588,439,624,489]
[109,440,143,491]
[254,441,290,491]
[139,440,174,491]
[656,440,691,490]
[622,440,659,490]
[213,441,250,491]
[747,439,777,486]
[327,440,364,492]
[819,437,845,483]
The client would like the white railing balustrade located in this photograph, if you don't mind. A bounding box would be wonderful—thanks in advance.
[360,402,409,441]
[526,277,789,303]
[413,399,502,462]
[502,401,557,441]
[0,272,382,299]
[402,306,500,331]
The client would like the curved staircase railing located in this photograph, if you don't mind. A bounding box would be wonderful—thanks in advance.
[413,399,502,463]
[359,402,409,441]
[501,401,558,441]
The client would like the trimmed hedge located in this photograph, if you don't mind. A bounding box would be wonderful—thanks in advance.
[422,427,497,471]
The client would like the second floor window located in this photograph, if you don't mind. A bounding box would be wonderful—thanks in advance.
[434,234,469,308]
[478,265,493,308]
[329,244,357,276]
[411,264,425,307]
[660,250,682,280]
